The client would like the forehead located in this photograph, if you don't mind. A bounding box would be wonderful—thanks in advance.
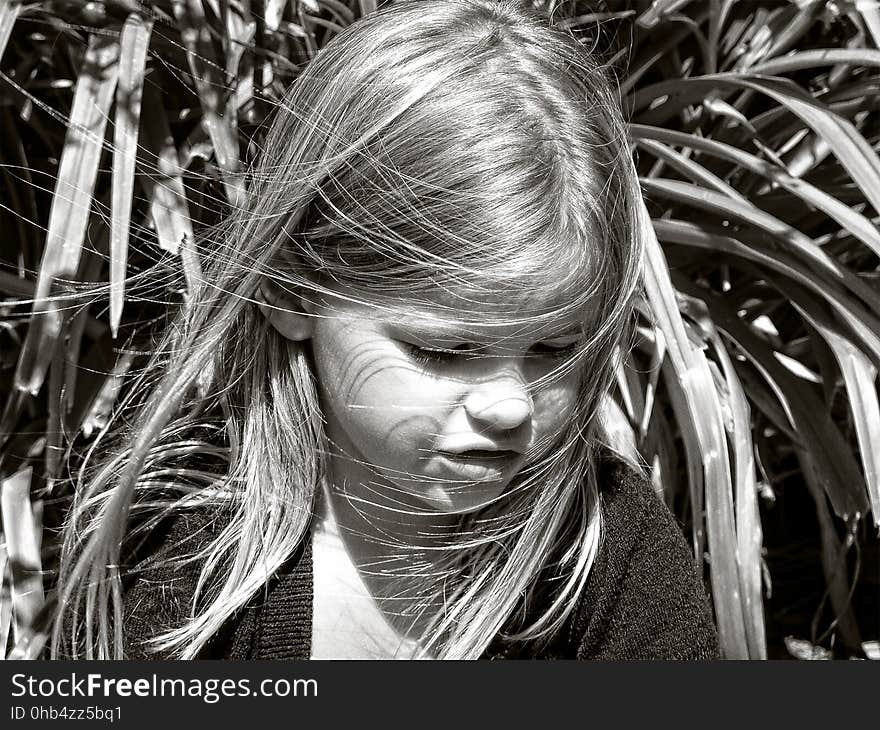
[324,278,593,340]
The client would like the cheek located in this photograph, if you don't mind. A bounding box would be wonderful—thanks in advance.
[314,337,454,455]
[349,363,447,423]
[532,375,579,437]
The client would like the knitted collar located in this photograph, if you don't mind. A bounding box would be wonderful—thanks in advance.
[243,515,570,661]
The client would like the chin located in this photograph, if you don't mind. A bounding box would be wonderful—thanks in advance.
[416,480,510,515]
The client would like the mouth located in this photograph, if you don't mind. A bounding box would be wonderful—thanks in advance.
[447,449,518,461]
[435,449,523,482]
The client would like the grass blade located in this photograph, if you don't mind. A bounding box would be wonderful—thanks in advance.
[0,545,10,656]
[12,33,120,395]
[706,324,766,659]
[0,467,43,643]
[641,393,679,506]
[856,2,880,48]
[641,178,880,316]
[79,351,136,438]
[661,356,705,555]
[799,455,862,654]
[110,14,153,338]
[636,0,698,29]
[172,0,244,207]
[652,218,880,364]
[806,318,880,528]
[265,0,287,29]
[637,137,745,199]
[139,82,194,255]
[638,195,750,658]
[614,356,641,426]
[732,75,880,224]
[598,394,638,463]
[620,22,696,97]
[0,0,21,65]
[749,48,880,75]
[180,224,203,295]
[44,335,64,489]
[771,273,880,376]
[631,124,880,259]
[683,280,869,521]
[634,75,880,222]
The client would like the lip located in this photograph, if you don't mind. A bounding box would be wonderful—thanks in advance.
[436,449,523,482]
[434,436,526,456]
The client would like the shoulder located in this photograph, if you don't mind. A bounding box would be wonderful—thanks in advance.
[121,507,310,660]
[566,452,720,660]
[121,508,227,659]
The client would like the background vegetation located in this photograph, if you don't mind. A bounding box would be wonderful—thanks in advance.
[0,0,877,659]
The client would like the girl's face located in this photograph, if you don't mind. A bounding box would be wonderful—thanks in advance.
[308,289,584,514]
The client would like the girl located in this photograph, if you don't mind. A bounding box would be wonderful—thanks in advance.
[53,0,718,660]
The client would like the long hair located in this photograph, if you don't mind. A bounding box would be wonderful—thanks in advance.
[53,0,644,659]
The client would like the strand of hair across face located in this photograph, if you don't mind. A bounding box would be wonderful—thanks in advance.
[52,0,645,660]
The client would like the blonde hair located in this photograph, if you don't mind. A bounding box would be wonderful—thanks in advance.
[53,0,644,659]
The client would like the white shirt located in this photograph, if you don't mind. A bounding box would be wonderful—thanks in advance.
[310,487,425,660]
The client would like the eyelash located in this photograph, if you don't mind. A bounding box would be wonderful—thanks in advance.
[401,342,578,366]
[532,342,579,358]
[402,343,468,366]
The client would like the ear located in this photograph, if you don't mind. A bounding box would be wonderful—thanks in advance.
[254,277,315,342]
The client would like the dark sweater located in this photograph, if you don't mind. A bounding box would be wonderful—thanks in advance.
[122,455,720,660]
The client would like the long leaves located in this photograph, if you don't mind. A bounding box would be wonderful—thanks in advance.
[807,321,880,528]
[110,15,152,338]
[13,32,119,395]
[633,75,880,218]
[139,83,194,257]
[631,124,880,259]
[171,0,243,206]
[0,467,43,646]
[638,196,750,658]
[0,0,20,65]
[1,0,877,661]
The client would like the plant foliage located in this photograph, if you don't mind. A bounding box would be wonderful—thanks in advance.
[0,0,878,659]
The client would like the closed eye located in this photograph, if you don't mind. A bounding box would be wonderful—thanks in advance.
[400,342,473,366]
[529,342,579,358]
[401,340,578,366]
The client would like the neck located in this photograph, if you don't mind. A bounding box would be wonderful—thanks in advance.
[317,451,464,637]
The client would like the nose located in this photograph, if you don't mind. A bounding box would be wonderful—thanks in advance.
[463,369,533,432]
